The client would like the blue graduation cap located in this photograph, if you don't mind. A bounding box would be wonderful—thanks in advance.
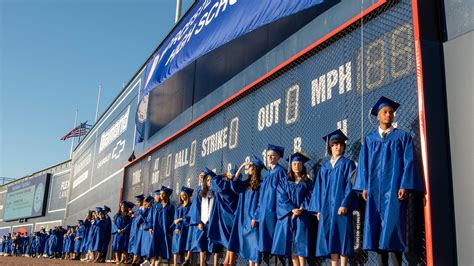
[203,167,217,178]
[181,186,194,197]
[161,186,173,195]
[322,129,348,144]
[97,209,105,215]
[145,195,154,203]
[267,144,285,158]
[124,201,135,209]
[103,205,111,212]
[287,152,311,164]
[250,156,267,170]
[95,207,103,212]
[78,220,84,225]
[134,194,145,201]
[370,96,400,116]
[153,189,161,195]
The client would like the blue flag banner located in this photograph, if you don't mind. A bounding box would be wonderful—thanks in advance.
[136,0,327,142]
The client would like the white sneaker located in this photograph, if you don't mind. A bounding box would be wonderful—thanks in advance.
[140,259,151,266]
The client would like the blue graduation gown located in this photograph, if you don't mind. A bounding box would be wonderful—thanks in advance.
[86,220,97,252]
[188,192,219,253]
[81,220,91,253]
[101,215,112,254]
[67,234,75,252]
[48,234,56,255]
[171,204,191,254]
[91,218,106,252]
[112,214,132,252]
[56,228,66,253]
[128,207,146,255]
[309,156,356,257]
[228,177,261,263]
[63,235,69,254]
[353,129,423,252]
[271,177,313,258]
[185,186,201,252]
[75,225,85,253]
[150,202,175,259]
[43,236,49,255]
[207,174,239,249]
[257,164,287,253]
[140,207,152,258]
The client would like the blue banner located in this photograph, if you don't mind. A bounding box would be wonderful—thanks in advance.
[136,0,327,141]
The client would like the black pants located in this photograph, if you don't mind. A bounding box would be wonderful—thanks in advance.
[377,250,402,266]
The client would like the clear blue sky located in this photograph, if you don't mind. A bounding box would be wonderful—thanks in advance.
[0,0,194,179]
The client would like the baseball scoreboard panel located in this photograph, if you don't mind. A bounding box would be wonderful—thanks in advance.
[2,174,50,221]
[124,0,426,264]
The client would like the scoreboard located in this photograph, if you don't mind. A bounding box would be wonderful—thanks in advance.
[124,0,427,264]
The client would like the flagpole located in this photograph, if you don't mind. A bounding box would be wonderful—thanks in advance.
[175,0,182,23]
[95,84,102,123]
[69,110,78,159]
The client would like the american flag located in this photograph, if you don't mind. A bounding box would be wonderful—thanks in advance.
[60,122,91,141]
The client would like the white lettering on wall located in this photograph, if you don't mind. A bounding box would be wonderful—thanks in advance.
[257,99,281,131]
[311,62,352,106]
[201,127,228,157]
[99,106,130,153]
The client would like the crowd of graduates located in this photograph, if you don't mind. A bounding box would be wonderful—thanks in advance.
[0,206,113,262]
[0,96,422,266]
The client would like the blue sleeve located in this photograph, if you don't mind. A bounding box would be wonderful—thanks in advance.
[276,178,296,220]
[308,169,322,213]
[164,205,175,233]
[143,209,153,230]
[250,189,260,221]
[188,195,202,226]
[302,180,314,209]
[341,160,357,208]
[400,134,423,191]
[353,139,369,191]
[211,174,225,193]
[230,178,246,194]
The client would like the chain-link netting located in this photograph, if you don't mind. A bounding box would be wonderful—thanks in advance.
[123,0,426,264]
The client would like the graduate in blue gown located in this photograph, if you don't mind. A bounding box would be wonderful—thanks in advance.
[149,186,175,265]
[171,186,194,266]
[67,226,76,259]
[140,195,154,262]
[43,231,50,256]
[353,96,423,266]
[82,212,93,257]
[74,220,85,259]
[100,205,112,262]
[228,156,266,265]
[91,208,107,262]
[184,174,203,263]
[48,228,57,257]
[258,144,288,262]
[188,168,220,266]
[209,165,240,265]
[86,211,98,261]
[129,194,146,264]
[272,152,314,266]
[112,201,133,263]
[37,228,47,257]
[309,130,357,265]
